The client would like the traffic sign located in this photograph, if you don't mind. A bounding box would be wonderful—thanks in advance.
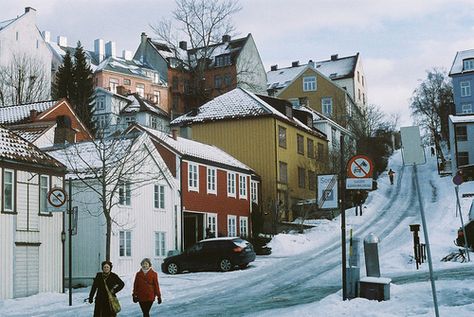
[347,155,374,178]
[453,174,463,186]
[318,174,338,209]
[48,187,67,208]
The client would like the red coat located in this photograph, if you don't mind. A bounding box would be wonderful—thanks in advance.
[133,269,161,302]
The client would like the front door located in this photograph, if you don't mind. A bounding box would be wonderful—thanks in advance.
[183,212,204,249]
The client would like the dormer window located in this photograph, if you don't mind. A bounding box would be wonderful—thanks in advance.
[303,76,316,91]
[463,58,474,71]
[215,54,231,67]
[285,105,293,118]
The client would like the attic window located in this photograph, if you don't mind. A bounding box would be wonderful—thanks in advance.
[463,58,474,71]
[329,73,337,78]
[215,54,231,67]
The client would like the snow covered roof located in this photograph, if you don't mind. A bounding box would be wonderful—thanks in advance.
[8,121,56,143]
[96,56,167,85]
[449,49,474,76]
[449,114,474,123]
[0,126,64,169]
[121,94,169,117]
[170,88,325,138]
[139,125,254,173]
[298,106,351,136]
[267,64,310,90]
[0,100,57,124]
[187,36,248,68]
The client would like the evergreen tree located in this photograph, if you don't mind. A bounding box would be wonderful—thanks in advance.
[72,41,95,132]
[52,50,74,100]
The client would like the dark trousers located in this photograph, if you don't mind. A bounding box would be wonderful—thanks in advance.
[139,301,153,317]
[355,204,362,216]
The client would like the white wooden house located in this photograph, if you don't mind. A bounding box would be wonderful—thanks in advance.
[0,127,66,299]
[46,131,180,285]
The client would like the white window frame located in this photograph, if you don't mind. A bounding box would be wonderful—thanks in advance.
[461,81,471,97]
[462,103,473,114]
[96,96,105,110]
[155,231,166,257]
[322,97,333,115]
[303,76,316,91]
[153,90,160,104]
[227,215,237,237]
[109,78,119,94]
[239,174,247,199]
[240,216,248,238]
[136,83,145,97]
[151,116,158,129]
[207,167,217,195]
[251,180,258,204]
[207,213,217,237]
[119,230,132,257]
[227,172,236,198]
[3,169,14,212]
[154,184,165,209]
[118,181,131,206]
[463,59,474,71]
[39,175,50,214]
[188,163,199,192]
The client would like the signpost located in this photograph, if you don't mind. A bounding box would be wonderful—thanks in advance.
[318,174,338,209]
[346,155,374,190]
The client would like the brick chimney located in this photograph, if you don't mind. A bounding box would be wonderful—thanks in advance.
[308,60,315,68]
[222,35,231,43]
[30,109,38,121]
[57,36,67,47]
[179,41,187,50]
[105,41,116,58]
[331,54,338,61]
[94,39,105,62]
[291,61,299,67]
[171,129,178,140]
[25,7,36,13]
[270,65,278,71]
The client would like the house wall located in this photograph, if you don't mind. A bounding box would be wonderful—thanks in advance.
[133,37,170,83]
[449,118,474,171]
[452,74,474,115]
[0,167,63,299]
[236,34,267,94]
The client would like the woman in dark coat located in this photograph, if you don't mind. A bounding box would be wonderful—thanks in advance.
[88,260,125,317]
[132,258,162,317]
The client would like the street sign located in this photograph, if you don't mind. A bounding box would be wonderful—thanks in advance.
[346,155,374,190]
[453,174,463,186]
[318,174,338,209]
[48,187,67,208]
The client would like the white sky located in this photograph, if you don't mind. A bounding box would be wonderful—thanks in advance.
[3,0,474,125]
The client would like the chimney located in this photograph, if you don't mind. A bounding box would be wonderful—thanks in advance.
[270,65,278,71]
[308,59,314,68]
[171,129,178,140]
[331,54,338,61]
[179,41,187,50]
[222,35,231,43]
[42,31,50,43]
[94,39,105,62]
[57,36,67,47]
[105,41,116,58]
[291,61,299,67]
[30,109,38,121]
[122,50,133,61]
[25,7,36,13]
[141,32,148,44]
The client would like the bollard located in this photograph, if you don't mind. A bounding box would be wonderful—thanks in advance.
[409,224,421,269]
[364,233,380,277]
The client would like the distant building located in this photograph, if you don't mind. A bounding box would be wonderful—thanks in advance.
[449,49,474,171]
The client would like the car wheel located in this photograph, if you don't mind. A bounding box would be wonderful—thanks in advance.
[219,258,232,272]
[239,263,248,269]
[167,262,180,275]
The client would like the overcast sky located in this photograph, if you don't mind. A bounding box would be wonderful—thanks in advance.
[3,0,474,126]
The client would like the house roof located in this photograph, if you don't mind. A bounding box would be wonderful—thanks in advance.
[96,56,167,85]
[0,126,64,169]
[121,94,169,118]
[7,121,56,143]
[170,88,326,139]
[449,49,474,76]
[0,100,57,124]
[136,125,254,173]
[449,114,474,124]
[0,18,16,31]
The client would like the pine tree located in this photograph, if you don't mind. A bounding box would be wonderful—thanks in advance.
[52,50,74,100]
[72,41,95,132]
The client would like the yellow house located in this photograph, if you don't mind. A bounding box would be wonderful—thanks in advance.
[171,88,329,232]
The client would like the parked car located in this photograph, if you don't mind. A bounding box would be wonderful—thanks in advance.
[162,237,256,274]
[455,219,474,249]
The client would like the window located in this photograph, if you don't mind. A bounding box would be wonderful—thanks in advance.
[16,31,19,41]
[298,167,306,188]
[239,175,247,199]
[303,76,316,91]
[363,93,366,105]
[251,180,258,203]
[279,161,288,183]
[214,75,222,89]
[153,91,160,104]
[207,213,217,237]
[109,78,119,93]
[215,54,231,67]
[124,116,136,126]
[357,71,360,83]
[3,169,14,212]
[240,217,248,237]
[188,163,199,192]
[154,184,165,209]
[362,75,365,87]
[96,97,105,110]
[322,97,333,115]
[458,152,469,166]
[297,134,304,155]
[94,115,107,129]
[119,231,132,257]
[136,83,145,97]
[151,116,158,129]
[288,99,299,107]
[39,175,49,214]
[463,59,474,71]
[461,81,471,97]
[462,103,473,114]
[455,125,468,141]
[224,74,232,87]
[207,167,217,194]
[298,97,308,106]
[155,232,166,257]
[358,89,361,101]
[307,139,315,158]
[118,181,131,206]
[227,215,237,237]
[227,172,236,197]
[172,95,179,111]
[172,76,179,89]
[278,126,287,148]
[153,73,160,84]
[317,143,324,160]
[332,128,337,145]
[308,171,316,191]
[123,78,131,85]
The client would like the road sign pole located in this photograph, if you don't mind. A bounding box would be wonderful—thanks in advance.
[68,178,72,306]
[340,135,347,301]
[455,186,470,261]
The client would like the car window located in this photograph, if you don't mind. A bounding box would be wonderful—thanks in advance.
[188,243,203,253]
[232,238,248,248]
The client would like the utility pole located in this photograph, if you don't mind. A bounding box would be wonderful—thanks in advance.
[68,178,72,306]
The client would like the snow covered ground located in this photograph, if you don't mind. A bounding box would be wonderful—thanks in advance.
[1,149,474,316]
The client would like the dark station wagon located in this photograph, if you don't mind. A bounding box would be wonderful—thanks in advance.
[162,237,256,274]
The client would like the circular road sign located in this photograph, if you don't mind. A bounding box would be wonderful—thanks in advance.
[347,155,374,178]
[48,187,67,207]
[453,174,463,186]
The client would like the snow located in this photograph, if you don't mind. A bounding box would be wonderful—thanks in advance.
[449,114,474,124]
[2,149,474,316]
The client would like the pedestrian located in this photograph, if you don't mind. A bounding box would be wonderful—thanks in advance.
[431,147,435,157]
[133,258,162,317]
[388,168,395,185]
[88,260,125,317]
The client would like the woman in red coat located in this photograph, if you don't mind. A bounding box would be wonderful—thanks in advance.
[133,258,162,317]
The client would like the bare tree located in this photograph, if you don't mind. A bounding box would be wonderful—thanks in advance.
[0,53,49,106]
[48,131,165,260]
[410,68,453,162]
